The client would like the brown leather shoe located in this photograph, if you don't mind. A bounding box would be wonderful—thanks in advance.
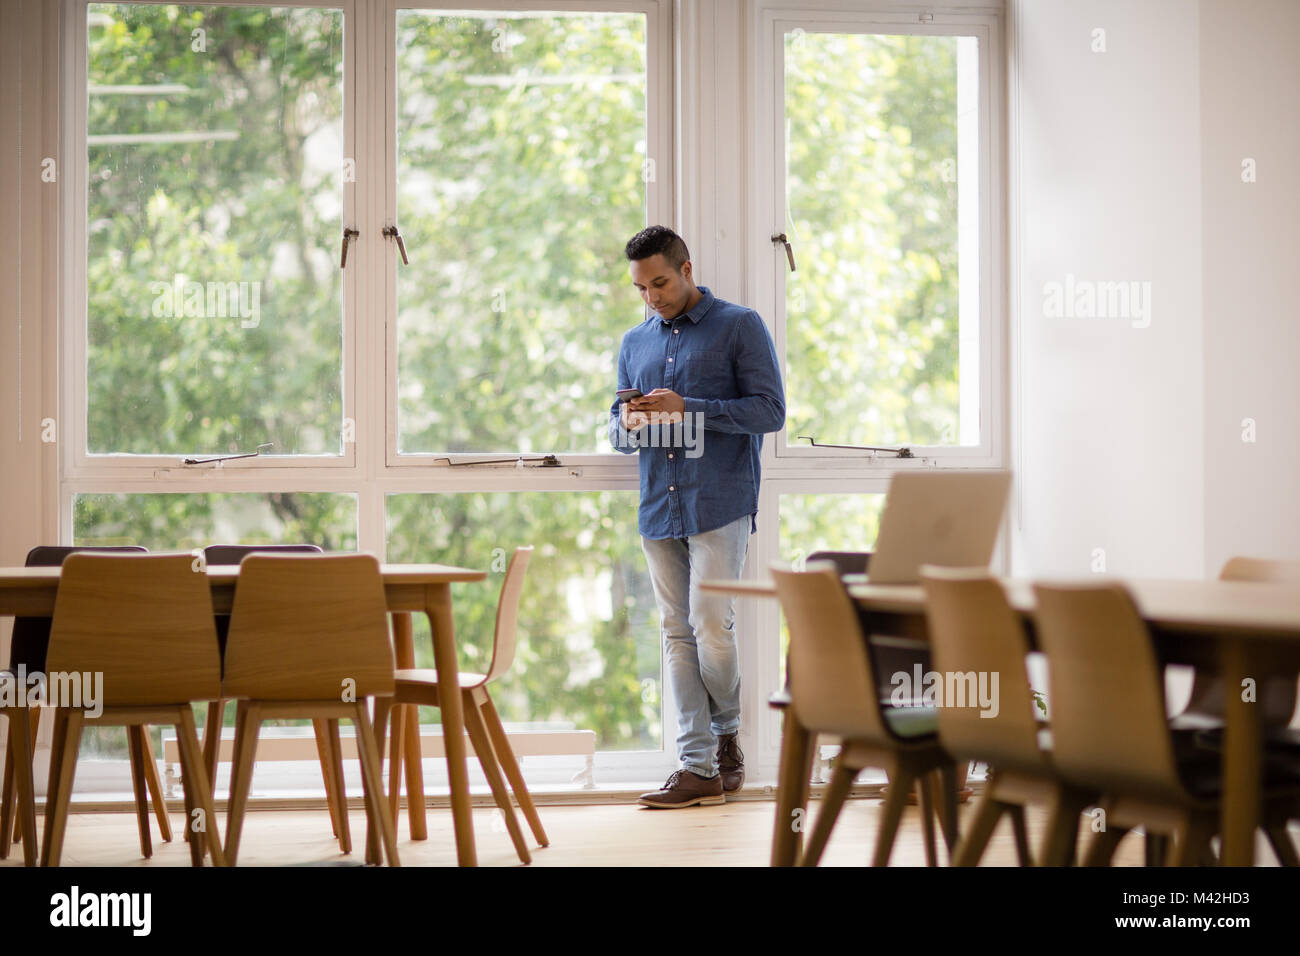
[718,733,744,795]
[638,769,725,808]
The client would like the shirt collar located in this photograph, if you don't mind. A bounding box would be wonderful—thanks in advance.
[659,286,714,326]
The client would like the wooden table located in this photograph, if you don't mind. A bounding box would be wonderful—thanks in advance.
[701,574,1300,867]
[0,562,487,867]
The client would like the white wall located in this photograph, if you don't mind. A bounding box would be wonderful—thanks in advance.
[1010,0,1207,577]
[1200,0,1300,573]
[1010,0,1300,578]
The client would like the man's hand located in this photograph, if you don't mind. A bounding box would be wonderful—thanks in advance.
[629,388,685,424]
[620,401,651,432]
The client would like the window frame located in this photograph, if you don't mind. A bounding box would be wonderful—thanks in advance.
[381,0,674,472]
[750,1,1007,473]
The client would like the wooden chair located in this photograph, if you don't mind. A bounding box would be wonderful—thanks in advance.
[372,546,547,865]
[198,544,352,852]
[1,545,174,864]
[771,561,956,866]
[920,567,1095,866]
[39,553,226,866]
[221,553,398,866]
[1032,581,1300,866]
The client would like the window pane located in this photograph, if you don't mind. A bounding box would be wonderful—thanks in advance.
[784,33,979,447]
[72,491,357,552]
[395,10,648,454]
[386,492,661,751]
[86,4,345,456]
[777,492,885,684]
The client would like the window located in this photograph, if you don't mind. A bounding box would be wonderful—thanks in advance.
[759,6,1002,463]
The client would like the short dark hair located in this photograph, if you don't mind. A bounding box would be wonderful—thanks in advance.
[625,225,690,272]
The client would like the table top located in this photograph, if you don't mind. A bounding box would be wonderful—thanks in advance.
[702,574,1300,640]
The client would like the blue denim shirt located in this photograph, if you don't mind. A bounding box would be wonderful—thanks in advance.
[608,286,786,540]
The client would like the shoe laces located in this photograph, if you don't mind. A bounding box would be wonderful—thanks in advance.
[662,769,685,790]
[720,736,744,768]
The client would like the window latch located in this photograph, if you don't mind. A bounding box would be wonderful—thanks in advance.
[796,436,913,458]
[383,225,409,265]
[771,233,796,272]
[340,227,360,268]
[182,442,274,466]
[432,454,562,468]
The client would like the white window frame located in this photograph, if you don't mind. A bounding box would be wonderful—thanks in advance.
[751,0,1007,473]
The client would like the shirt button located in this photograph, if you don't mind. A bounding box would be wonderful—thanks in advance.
[673,329,679,334]
[668,453,674,459]
[669,485,675,491]
[667,357,673,362]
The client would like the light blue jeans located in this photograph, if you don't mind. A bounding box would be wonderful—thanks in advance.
[641,513,751,778]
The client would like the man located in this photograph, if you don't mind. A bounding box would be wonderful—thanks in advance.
[608,225,785,808]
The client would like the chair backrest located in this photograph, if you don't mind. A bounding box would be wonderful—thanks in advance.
[222,553,394,700]
[45,553,221,706]
[8,546,149,672]
[204,543,323,566]
[919,567,1046,775]
[1219,556,1300,585]
[203,545,323,669]
[805,550,871,576]
[482,547,534,684]
[1031,582,1186,801]
[770,562,890,741]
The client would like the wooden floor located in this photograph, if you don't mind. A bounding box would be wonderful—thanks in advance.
[4,796,1292,866]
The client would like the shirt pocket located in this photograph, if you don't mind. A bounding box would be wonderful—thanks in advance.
[680,349,733,396]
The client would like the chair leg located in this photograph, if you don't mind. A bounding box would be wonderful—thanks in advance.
[1144,831,1169,867]
[4,708,38,866]
[481,694,548,847]
[1169,814,1214,867]
[1039,792,1087,867]
[6,709,41,848]
[917,772,938,867]
[311,718,341,839]
[176,706,225,866]
[1264,823,1299,867]
[352,703,399,867]
[325,718,351,853]
[0,717,15,860]
[140,727,173,842]
[367,697,394,867]
[126,725,153,859]
[873,766,914,867]
[951,789,1004,867]
[42,709,85,867]
[802,763,855,867]
[201,700,224,794]
[223,702,261,867]
[377,699,403,827]
[175,720,204,867]
[934,763,960,855]
[1082,823,1129,867]
[1008,804,1032,866]
[463,695,530,864]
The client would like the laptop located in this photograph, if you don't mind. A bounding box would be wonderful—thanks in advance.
[861,471,1012,585]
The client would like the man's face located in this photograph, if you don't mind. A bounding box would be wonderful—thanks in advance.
[630,254,694,320]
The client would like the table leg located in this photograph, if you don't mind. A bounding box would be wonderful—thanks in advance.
[426,584,477,866]
[1221,639,1262,866]
[772,702,814,867]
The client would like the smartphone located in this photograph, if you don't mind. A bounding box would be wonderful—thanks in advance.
[616,387,643,401]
